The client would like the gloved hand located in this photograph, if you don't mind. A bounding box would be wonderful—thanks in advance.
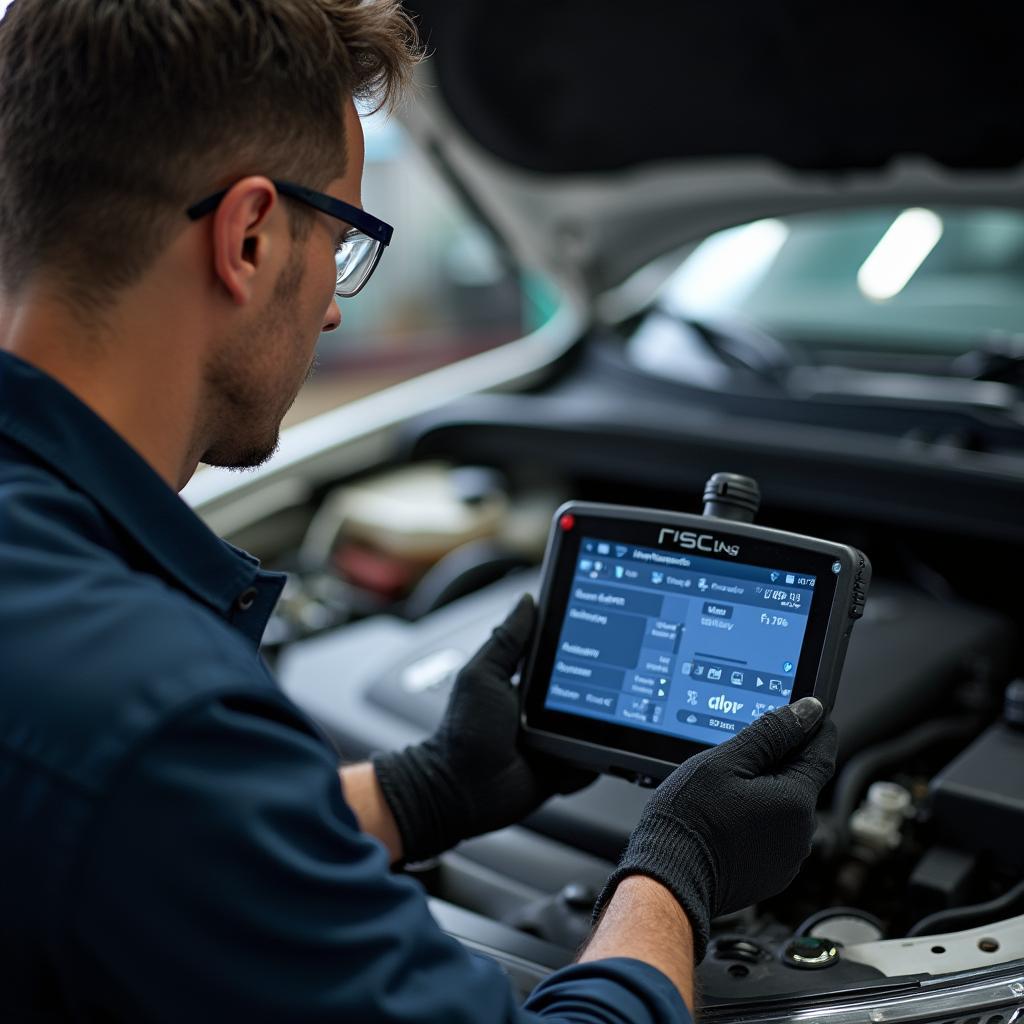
[593,697,837,962]
[372,594,595,863]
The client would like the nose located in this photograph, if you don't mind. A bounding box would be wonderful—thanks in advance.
[322,294,342,333]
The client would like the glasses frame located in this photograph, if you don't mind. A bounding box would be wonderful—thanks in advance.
[186,179,394,297]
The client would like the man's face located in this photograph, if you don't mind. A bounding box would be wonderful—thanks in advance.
[201,102,365,470]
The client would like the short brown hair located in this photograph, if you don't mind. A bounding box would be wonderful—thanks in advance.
[0,0,420,306]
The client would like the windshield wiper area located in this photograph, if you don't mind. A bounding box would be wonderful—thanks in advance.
[787,365,1022,416]
[632,308,1023,420]
[953,331,1024,389]
[628,308,795,391]
[791,332,1024,418]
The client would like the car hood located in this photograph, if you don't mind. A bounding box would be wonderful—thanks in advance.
[402,1,1024,303]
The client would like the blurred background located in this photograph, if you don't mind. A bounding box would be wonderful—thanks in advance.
[284,109,559,427]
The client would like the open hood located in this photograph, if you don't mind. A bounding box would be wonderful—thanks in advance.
[402,2,1024,301]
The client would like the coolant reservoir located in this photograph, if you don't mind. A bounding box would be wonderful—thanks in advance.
[300,462,508,595]
[849,781,912,853]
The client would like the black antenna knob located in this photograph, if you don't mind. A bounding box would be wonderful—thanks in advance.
[702,473,761,523]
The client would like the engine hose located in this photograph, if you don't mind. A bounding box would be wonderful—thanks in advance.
[906,878,1024,937]
[830,716,980,850]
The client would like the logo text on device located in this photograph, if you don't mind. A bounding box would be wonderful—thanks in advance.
[658,528,740,557]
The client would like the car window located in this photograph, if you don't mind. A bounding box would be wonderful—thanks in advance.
[652,206,1024,353]
[283,110,559,428]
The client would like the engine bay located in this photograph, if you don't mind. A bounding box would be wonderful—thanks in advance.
[232,349,1024,1009]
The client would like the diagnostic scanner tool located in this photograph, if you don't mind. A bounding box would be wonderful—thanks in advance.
[520,474,870,783]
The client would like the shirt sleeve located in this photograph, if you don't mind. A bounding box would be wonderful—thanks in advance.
[61,690,691,1024]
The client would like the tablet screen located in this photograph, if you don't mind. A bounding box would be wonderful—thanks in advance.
[542,535,818,747]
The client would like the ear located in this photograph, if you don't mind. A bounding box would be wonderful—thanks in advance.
[209,177,280,306]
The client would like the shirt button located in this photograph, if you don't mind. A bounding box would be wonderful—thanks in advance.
[236,587,258,612]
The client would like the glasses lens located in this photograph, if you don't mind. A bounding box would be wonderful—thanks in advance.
[335,232,382,297]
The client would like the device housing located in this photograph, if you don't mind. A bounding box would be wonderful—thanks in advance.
[520,502,870,782]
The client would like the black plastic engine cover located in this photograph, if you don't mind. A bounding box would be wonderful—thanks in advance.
[280,575,1015,860]
[929,722,1024,870]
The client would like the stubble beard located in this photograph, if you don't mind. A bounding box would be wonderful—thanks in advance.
[201,248,314,471]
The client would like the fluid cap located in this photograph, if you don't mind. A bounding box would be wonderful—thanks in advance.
[782,936,839,969]
[702,473,761,523]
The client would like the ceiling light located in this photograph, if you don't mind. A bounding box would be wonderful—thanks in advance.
[858,208,944,302]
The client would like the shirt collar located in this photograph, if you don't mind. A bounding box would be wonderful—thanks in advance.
[0,350,285,641]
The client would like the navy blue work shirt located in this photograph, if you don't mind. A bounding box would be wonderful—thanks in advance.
[0,351,691,1023]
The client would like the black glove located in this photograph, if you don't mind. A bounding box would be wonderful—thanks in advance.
[372,595,595,862]
[594,698,837,962]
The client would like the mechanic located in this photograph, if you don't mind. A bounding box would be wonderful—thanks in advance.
[0,1,837,1021]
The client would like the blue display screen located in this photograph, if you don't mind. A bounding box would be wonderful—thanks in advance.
[542,536,817,747]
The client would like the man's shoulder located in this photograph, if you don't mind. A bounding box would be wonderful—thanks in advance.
[0,455,281,794]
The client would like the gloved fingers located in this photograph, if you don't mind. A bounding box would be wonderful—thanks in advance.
[723,697,823,773]
[776,719,838,791]
[461,593,536,680]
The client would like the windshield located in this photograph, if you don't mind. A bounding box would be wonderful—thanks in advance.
[653,206,1024,353]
